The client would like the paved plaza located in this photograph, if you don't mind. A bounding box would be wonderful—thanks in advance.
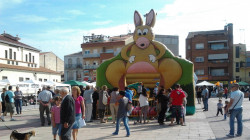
[0,98,250,140]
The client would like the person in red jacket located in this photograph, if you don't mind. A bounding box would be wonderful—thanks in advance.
[169,84,186,126]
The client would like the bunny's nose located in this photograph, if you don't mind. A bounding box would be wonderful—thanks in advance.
[136,37,150,49]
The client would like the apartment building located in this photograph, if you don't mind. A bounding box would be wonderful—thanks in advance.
[0,33,61,83]
[186,23,234,84]
[233,44,250,83]
[81,34,133,81]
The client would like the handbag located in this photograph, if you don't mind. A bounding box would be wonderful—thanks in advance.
[227,94,242,116]
[79,119,86,128]
[102,91,108,105]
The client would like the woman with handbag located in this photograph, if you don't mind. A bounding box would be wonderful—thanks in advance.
[98,85,109,123]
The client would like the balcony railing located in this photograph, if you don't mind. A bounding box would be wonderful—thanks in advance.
[83,53,100,58]
[83,65,99,69]
[210,73,229,76]
[209,60,229,63]
[210,47,229,50]
[65,64,83,69]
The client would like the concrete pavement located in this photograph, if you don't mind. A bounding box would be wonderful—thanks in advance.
[0,98,249,140]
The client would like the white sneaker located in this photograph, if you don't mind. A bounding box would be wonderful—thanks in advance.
[0,116,5,122]
[10,118,16,121]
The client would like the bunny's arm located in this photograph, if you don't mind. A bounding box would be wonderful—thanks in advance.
[152,41,174,59]
[121,42,135,60]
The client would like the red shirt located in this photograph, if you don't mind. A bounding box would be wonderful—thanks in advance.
[224,88,228,94]
[170,89,186,106]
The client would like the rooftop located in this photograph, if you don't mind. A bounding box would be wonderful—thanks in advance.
[64,51,82,57]
[0,33,40,52]
[186,30,225,39]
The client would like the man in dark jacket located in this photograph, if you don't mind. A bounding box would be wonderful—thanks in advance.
[60,87,75,140]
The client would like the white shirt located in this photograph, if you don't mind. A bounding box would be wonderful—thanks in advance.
[229,90,244,110]
[139,94,149,107]
[38,90,52,102]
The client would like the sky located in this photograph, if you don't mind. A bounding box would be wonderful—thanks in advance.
[0,0,250,60]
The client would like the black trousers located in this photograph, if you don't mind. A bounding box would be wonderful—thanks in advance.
[61,123,73,140]
[92,101,97,119]
[216,108,223,116]
[99,109,105,119]
[158,107,167,124]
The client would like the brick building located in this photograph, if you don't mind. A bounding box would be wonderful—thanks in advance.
[186,23,234,84]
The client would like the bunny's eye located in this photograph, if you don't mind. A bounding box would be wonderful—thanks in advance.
[137,29,142,36]
[143,29,148,35]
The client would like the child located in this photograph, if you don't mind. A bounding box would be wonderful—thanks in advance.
[216,99,223,116]
[224,101,229,120]
[51,96,62,140]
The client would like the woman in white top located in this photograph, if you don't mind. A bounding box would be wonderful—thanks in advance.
[139,88,149,124]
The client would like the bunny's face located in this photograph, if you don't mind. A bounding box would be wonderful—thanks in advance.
[133,10,156,49]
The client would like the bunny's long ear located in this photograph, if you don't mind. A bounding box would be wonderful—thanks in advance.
[134,10,143,27]
[146,9,156,27]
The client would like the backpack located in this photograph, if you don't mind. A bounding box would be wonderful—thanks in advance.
[102,91,108,105]
[5,94,10,103]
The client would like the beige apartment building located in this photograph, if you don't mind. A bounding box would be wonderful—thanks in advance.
[233,44,250,83]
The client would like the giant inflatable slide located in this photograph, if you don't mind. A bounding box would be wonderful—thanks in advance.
[97,9,196,115]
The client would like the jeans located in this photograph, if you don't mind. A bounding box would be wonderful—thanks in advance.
[114,116,130,136]
[15,99,22,114]
[204,98,208,110]
[229,108,243,135]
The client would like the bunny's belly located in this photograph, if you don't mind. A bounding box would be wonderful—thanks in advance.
[127,61,157,73]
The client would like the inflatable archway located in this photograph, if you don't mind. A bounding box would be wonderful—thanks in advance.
[97,9,195,115]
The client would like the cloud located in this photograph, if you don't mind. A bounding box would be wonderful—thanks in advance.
[12,14,48,23]
[0,0,24,11]
[66,10,85,16]
[93,20,113,25]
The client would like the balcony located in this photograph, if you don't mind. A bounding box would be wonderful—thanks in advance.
[83,53,100,58]
[209,60,229,63]
[210,47,229,50]
[210,73,229,76]
[65,64,83,69]
[83,65,99,69]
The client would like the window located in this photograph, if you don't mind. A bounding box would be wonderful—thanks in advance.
[236,62,240,72]
[68,58,72,68]
[187,45,190,50]
[195,69,204,75]
[236,46,240,58]
[210,43,225,50]
[93,49,98,54]
[14,52,16,60]
[32,56,35,63]
[12,61,14,65]
[2,76,7,80]
[106,49,114,53]
[77,58,81,65]
[195,43,204,49]
[5,50,8,59]
[195,57,204,62]
[29,53,31,62]
[19,77,24,82]
[211,69,225,76]
[25,54,28,62]
[9,49,12,59]
[84,50,90,54]
[39,78,42,82]
[25,78,30,81]
[236,76,240,82]
[56,79,58,82]
[53,79,55,82]
[44,79,47,82]
[35,64,37,68]
[7,60,10,64]
[16,62,18,65]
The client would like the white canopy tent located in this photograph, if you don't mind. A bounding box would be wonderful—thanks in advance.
[196,81,215,87]
[82,81,96,87]
[0,79,17,85]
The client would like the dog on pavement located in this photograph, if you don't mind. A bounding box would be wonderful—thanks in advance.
[10,130,36,140]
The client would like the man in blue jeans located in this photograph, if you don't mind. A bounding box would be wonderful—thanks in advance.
[226,83,244,137]
[202,85,209,111]
[113,91,130,137]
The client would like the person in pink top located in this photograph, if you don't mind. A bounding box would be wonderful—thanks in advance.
[51,96,62,140]
[72,86,85,140]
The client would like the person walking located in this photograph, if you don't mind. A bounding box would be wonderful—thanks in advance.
[224,87,228,99]
[155,88,169,125]
[14,86,23,115]
[72,86,85,140]
[169,84,186,126]
[112,91,130,137]
[60,87,75,140]
[3,86,16,121]
[38,86,53,126]
[92,89,99,120]
[202,85,209,111]
[83,85,94,122]
[139,88,149,124]
[110,87,119,124]
[98,85,109,123]
[226,83,244,137]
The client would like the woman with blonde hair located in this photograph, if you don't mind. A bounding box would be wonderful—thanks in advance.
[98,85,109,123]
[71,86,85,140]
